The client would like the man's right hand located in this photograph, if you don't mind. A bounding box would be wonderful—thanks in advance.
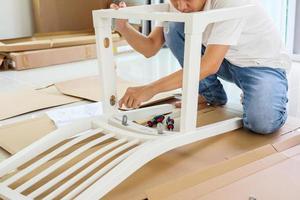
[110,1,129,32]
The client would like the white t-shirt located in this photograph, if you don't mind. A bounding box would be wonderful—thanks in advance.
[157,0,291,70]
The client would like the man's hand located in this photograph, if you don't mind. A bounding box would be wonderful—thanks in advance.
[110,1,128,32]
[119,85,156,109]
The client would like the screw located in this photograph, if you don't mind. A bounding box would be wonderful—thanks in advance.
[122,115,128,126]
[157,123,164,134]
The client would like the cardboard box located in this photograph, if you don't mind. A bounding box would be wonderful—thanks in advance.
[0,34,126,70]
[32,0,112,33]
[0,32,95,53]
[4,44,96,70]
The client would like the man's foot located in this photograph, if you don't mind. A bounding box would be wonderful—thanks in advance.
[174,95,207,108]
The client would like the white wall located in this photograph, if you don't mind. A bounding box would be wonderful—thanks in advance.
[294,1,300,54]
[260,0,287,40]
[0,0,34,40]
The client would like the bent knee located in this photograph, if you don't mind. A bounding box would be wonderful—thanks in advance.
[243,111,287,135]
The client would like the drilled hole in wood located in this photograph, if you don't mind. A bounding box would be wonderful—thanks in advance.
[110,95,116,106]
[104,38,110,48]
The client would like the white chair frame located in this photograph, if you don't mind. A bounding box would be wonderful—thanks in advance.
[0,3,255,199]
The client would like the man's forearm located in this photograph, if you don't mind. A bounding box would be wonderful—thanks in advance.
[148,64,214,95]
[148,44,229,95]
[118,23,156,57]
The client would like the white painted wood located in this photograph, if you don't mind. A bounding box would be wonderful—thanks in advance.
[94,18,117,116]
[192,5,256,31]
[0,184,30,200]
[180,33,202,132]
[93,118,158,141]
[0,118,93,177]
[116,104,174,121]
[75,117,242,199]
[109,116,170,136]
[3,128,103,186]
[110,116,161,135]
[49,140,139,200]
[106,3,169,13]
[16,134,115,193]
[29,139,127,198]
[94,4,255,26]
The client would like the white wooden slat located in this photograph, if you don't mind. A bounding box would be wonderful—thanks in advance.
[15,133,115,193]
[194,5,256,30]
[4,128,103,186]
[29,139,127,198]
[65,148,139,200]
[96,10,189,23]
[0,183,31,200]
[75,118,242,199]
[94,119,157,141]
[97,3,169,15]
[94,5,255,25]
[45,140,139,200]
[0,119,93,178]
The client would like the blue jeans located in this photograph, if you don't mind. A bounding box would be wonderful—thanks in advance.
[164,22,288,134]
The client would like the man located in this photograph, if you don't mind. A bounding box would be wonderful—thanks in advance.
[110,0,290,134]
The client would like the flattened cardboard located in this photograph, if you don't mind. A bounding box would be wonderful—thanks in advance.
[147,132,300,200]
[0,115,56,155]
[32,0,111,33]
[55,76,102,102]
[54,76,178,106]
[193,153,300,200]
[146,145,278,199]
[148,152,288,200]
[273,131,300,152]
[281,143,300,158]
[103,116,300,200]
[0,86,81,120]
